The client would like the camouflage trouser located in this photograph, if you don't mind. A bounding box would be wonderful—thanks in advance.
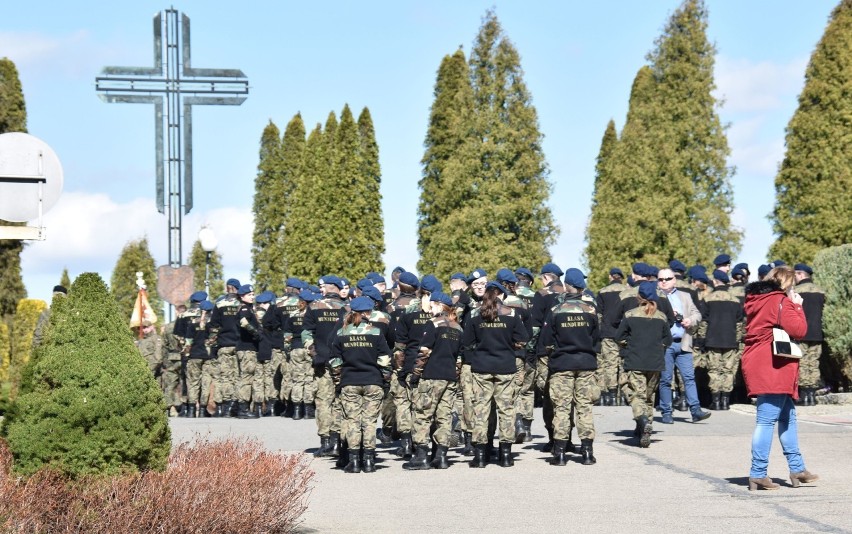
[216,346,238,401]
[621,370,660,420]
[597,338,620,391]
[550,370,596,440]
[514,359,537,420]
[236,350,258,403]
[412,379,458,447]
[254,358,276,402]
[161,357,183,408]
[186,358,220,405]
[693,349,708,369]
[798,342,822,388]
[391,370,413,433]
[706,348,739,393]
[470,372,518,444]
[536,356,549,391]
[459,364,475,433]
[272,349,289,401]
[380,385,396,431]
[288,348,316,403]
[315,371,334,437]
[341,385,384,450]
[331,391,343,433]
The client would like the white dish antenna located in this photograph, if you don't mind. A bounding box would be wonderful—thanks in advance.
[0,132,64,240]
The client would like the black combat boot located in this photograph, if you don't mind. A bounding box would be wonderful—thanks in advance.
[328,432,341,458]
[499,442,514,467]
[263,399,275,417]
[292,402,304,420]
[394,433,413,458]
[335,446,349,469]
[430,444,450,469]
[314,436,330,457]
[469,444,487,468]
[514,414,527,444]
[542,439,554,453]
[550,439,568,466]
[214,402,225,418]
[237,401,258,419]
[186,403,197,418]
[580,439,597,465]
[404,444,432,470]
[565,438,577,454]
[523,419,533,442]
[377,426,393,444]
[809,389,818,405]
[253,402,263,418]
[362,449,376,473]
[304,402,316,419]
[637,416,652,448]
[710,392,721,410]
[720,392,730,410]
[343,449,362,473]
[227,400,239,418]
[607,389,618,406]
[461,432,474,456]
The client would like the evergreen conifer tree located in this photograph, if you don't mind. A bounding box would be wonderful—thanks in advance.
[110,237,164,324]
[2,273,170,477]
[59,268,71,289]
[770,0,852,263]
[251,121,283,290]
[187,239,225,298]
[583,120,620,288]
[356,107,385,274]
[277,113,307,281]
[284,123,324,281]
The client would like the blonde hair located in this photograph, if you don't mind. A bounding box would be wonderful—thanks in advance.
[766,266,796,292]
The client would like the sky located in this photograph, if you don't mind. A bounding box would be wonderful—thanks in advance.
[2,0,839,304]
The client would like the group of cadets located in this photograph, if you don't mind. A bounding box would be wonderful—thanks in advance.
[137,256,825,471]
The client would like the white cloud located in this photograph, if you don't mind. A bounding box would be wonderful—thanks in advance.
[714,55,807,113]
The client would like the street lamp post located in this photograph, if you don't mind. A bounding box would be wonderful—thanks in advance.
[198,226,218,296]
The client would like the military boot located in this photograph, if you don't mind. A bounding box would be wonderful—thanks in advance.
[550,439,568,466]
[362,449,376,473]
[377,426,394,444]
[720,392,730,410]
[314,436,330,457]
[469,444,487,468]
[292,402,304,420]
[542,440,554,453]
[237,401,258,419]
[499,442,514,467]
[327,432,342,458]
[335,446,349,469]
[675,395,689,412]
[514,414,527,444]
[343,449,362,473]
[304,403,316,419]
[522,419,533,442]
[226,400,239,418]
[710,392,722,410]
[607,389,618,406]
[394,433,413,458]
[580,439,597,465]
[460,432,474,456]
[430,444,450,469]
[253,402,264,418]
[565,438,577,454]
[638,416,652,448]
[214,402,226,418]
[263,399,275,417]
[404,444,432,470]
[186,403,197,418]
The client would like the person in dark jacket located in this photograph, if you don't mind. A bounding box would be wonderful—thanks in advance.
[329,296,392,474]
[700,270,745,410]
[538,268,600,466]
[183,299,219,418]
[284,289,319,420]
[207,278,242,417]
[255,290,284,416]
[616,281,672,448]
[235,284,261,419]
[595,267,627,406]
[793,263,825,405]
[404,292,463,470]
[742,266,818,491]
[462,282,530,467]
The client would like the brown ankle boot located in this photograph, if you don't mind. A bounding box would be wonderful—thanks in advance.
[789,470,819,488]
[748,477,780,491]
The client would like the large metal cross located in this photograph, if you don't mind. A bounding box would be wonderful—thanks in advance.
[95,8,248,267]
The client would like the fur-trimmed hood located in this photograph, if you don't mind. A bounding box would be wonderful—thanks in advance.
[745,280,782,296]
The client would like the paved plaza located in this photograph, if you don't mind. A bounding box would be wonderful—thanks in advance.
[170,403,852,533]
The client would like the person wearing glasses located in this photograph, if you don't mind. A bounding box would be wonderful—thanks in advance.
[657,268,711,424]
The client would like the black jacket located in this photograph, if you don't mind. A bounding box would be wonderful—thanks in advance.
[462,304,529,375]
[416,316,463,381]
[537,294,600,372]
[333,322,391,388]
[616,307,672,372]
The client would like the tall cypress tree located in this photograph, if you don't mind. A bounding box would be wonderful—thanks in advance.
[647,0,741,264]
[251,121,282,290]
[278,113,307,280]
[356,107,385,274]
[110,237,164,324]
[583,119,620,288]
[187,239,225,298]
[284,123,325,281]
[0,58,28,318]
[770,0,852,263]
[59,268,71,289]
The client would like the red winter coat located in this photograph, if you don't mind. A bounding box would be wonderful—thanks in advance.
[741,281,808,399]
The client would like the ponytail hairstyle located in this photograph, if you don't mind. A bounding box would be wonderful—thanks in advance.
[344,310,367,327]
[479,286,503,322]
[638,296,658,317]
[440,302,458,323]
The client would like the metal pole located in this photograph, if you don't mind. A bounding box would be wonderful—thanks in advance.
[205,251,211,296]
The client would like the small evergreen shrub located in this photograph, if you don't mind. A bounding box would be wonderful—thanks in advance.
[1,273,170,477]
[813,244,852,386]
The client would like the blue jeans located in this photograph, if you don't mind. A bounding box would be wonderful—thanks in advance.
[659,342,701,416]
[750,394,806,478]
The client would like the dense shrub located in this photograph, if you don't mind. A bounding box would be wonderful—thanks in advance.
[813,244,852,385]
[1,273,170,477]
[0,437,314,533]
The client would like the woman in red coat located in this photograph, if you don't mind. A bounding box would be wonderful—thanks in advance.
[742,265,818,490]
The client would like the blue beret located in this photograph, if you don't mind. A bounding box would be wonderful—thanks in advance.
[626,275,636,287]
[468,268,488,282]
[299,289,319,302]
[733,263,750,273]
[686,265,706,279]
[540,263,563,277]
[340,278,351,287]
[399,271,420,288]
[349,296,374,312]
[356,278,374,291]
[632,262,650,277]
[366,272,385,284]
[514,267,534,280]
[361,285,384,303]
[199,300,214,312]
[564,268,587,289]
[713,269,730,283]
[308,284,321,293]
[794,263,813,275]
[771,259,786,267]
[255,290,275,304]
[610,267,624,277]
[647,265,660,277]
[485,280,509,295]
[713,254,731,266]
[757,264,772,278]
[638,281,658,302]
[450,272,467,281]
[237,284,254,295]
[420,274,443,294]
[430,291,453,307]
[286,277,306,289]
[695,273,712,285]
[496,268,518,284]
[190,291,208,303]
[392,266,406,274]
[322,275,344,289]
[731,267,746,278]
[226,278,241,289]
[669,260,687,273]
